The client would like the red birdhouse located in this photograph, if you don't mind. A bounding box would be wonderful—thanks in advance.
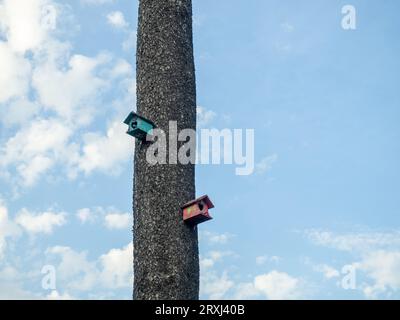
[181,195,214,226]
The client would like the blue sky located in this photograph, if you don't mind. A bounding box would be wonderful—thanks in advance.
[0,0,400,299]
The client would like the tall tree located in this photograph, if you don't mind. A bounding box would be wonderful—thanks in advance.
[133,0,199,300]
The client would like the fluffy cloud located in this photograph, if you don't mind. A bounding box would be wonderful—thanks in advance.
[46,245,98,291]
[201,231,234,245]
[197,106,216,127]
[313,264,340,279]
[200,250,234,270]
[305,229,400,253]
[234,270,305,300]
[75,207,132,229]
[15,209,67,234]
[0,0,56,53]
[233,271,305,300]
[256,255,281,266]
[111,59,133,78]
[0,0,135,189]
[201,272,234,300]
[46,242,133,294]
[122,30,136,52]
[254,271,302,300]
[0,99,40,127]
[0,202,21,259]
[1,117,133,186]
[76,121,132,175]
[306,229,400,298]
[0,42,31,103]
[357,251,400,299]
[32,53,109,122]
[107,11,128,29]
[0,118,72,186]
[46,290,74,300]
[76,208,93,224]
[0,0,135,300]
[0,265,38,299]
[199,249,237,299]
[104,212,131,230]
[99,242,133,288]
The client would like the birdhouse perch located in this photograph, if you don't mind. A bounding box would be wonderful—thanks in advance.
[123,111,155,141]
[181,195,214,226]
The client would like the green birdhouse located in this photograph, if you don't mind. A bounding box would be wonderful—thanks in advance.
[123,111,155,141]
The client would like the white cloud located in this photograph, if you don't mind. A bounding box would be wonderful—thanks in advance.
[32,53,108,122]
[256,256,268,266]
[314,264,340,279]
[76,121,132,175]
[75,207,132,230]
[233,282,260,300]
[47,290,74,300]
[0,0,135,189]
[255,154,278,175]
[15,209,67,234]
[1,92,133,187]
[201,231,234,245]
[254,271,302,300]
[209,250,233,261]
[200,258,214,269]
[0,0,56,53]
[0,280,37,299]
[18,156,54,187]
[0,118,72,186]
[200,250,233,270]
[104,212,131,230]
[76,208,94,224]
[107,11,128,29]
[0,98,40,127]
[358,251,400,299]
[122,30,136,52]
[0,42,31,103]
[305,229,400,253]
[0,265,41,299]
[306,229,400,298]
[46,245,98,291]
[0,202,21,259]
[110,59,133,78]
[199,249,237,299]
[1,108,133,188]
[256,255,281,266]
[99,242,133,288]
[233,271,305,300]
[46,242,133,293]
[197,106,216,127]
[201,271,234,300]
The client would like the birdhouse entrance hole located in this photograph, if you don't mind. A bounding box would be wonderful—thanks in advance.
[181,195,214,226]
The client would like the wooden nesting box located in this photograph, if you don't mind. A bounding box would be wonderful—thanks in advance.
[123,111,155,141]
[181,195,214,226]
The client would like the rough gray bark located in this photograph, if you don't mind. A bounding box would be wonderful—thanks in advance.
[133,0,199,300]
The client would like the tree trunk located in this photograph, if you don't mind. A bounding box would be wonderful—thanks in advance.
[133,0,199,300]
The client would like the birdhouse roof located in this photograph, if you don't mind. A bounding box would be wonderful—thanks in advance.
[123,111,156,127]
[181,195,214,209]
